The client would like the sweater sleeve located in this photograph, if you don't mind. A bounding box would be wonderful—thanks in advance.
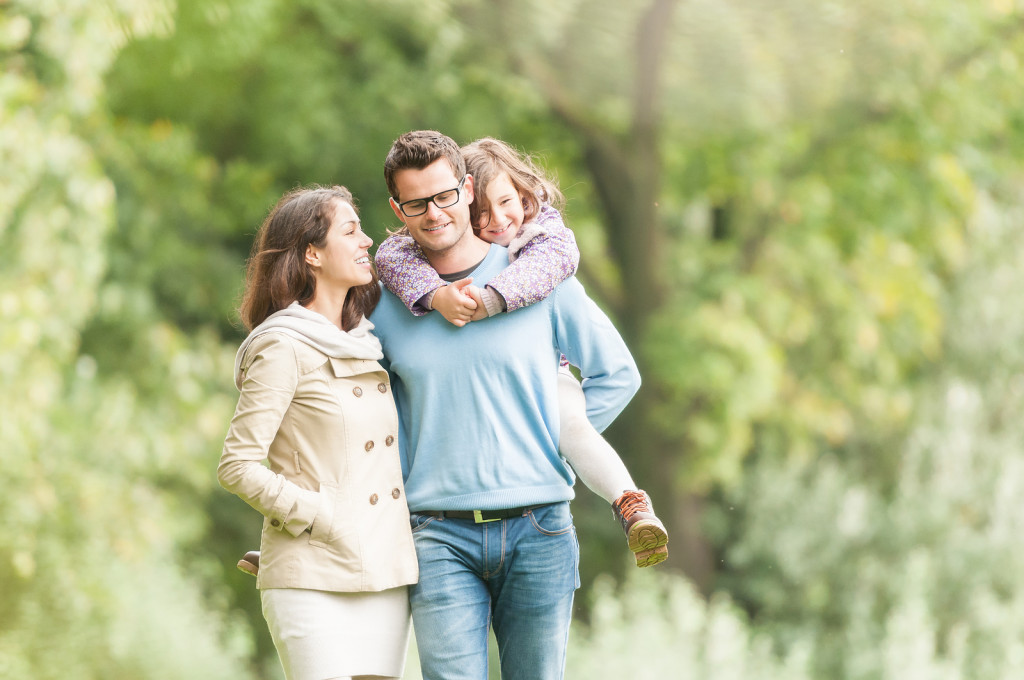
[550,279,641,432]
[486,205,580,312]
[374,231,445,316]
[217,333,320,536]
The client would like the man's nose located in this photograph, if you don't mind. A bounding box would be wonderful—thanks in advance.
[424,200,444,220]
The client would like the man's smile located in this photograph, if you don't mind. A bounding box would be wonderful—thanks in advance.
[423,221,450,233]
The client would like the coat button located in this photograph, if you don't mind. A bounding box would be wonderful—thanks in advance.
[352,386,363,397]
[369,493,379,505]
[270,519,281,527]
[365,440,375,452]
[377,382,387,393]
[392,488,401,499]
[385,435,395,446]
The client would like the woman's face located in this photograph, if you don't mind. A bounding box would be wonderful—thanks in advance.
[475,172,525,246]
[308,201,374,289]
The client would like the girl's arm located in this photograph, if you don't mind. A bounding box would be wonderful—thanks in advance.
[485,205,580,312]
[374,231,445,316]
[375,231,482,324]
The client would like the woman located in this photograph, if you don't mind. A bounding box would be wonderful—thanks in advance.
[218,185,417,680]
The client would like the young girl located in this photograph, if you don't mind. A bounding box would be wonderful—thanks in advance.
[374,137,669,567]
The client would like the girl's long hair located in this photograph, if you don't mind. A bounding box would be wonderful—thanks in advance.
[462,137,565,229]
[239,185,380,331]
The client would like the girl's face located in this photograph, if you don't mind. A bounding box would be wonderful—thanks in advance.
[307,201,374,289]
[475,172,526,246]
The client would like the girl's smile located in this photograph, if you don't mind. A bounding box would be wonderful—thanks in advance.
[475,172,526,247]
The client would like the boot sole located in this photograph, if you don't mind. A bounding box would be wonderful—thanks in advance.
[627,518,669,552]
[635,544,669,568]
[237,559,258,577]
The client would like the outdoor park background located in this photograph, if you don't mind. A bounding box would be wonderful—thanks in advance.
[4,0,1024,678]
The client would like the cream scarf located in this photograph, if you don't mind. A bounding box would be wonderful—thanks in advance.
[233,301,383,389]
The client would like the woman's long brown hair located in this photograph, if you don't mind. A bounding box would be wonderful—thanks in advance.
[239,185,381,332]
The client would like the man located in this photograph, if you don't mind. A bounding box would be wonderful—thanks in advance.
[370,130,640,680]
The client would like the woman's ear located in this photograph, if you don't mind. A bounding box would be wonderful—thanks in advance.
[305,244,321,268]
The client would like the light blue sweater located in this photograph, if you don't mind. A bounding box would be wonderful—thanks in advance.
[370,244,641,512]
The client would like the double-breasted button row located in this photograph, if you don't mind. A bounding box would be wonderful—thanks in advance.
[364,435,396,451]
[353,383,387,397]
[368,488,402,505]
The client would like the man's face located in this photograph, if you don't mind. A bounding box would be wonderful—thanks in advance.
[389,158,475,257]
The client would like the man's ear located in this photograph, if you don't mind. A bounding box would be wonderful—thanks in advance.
[389,197,408,224]
[463,173,474,206]
[305,243,320,268]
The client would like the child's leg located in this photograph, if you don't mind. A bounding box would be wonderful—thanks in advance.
[557,368,669,567]
[557,368,635,503]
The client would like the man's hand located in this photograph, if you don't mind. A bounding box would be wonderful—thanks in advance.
[431,278,479,327]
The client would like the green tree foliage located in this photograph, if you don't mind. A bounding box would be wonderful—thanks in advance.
[0,2,250,677]
[718,208,1024,678]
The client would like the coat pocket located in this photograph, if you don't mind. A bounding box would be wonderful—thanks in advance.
[308,482,337,547]
[307,482,359,566]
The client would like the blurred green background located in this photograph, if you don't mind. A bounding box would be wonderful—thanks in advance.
[4,0,1024,678]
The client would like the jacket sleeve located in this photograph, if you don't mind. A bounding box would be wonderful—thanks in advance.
[487,206,580,312]
[217,333,320,536]
[374,231,445,316]
[550,278,641,432]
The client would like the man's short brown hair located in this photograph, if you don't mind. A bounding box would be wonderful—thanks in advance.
[383,130,467,200]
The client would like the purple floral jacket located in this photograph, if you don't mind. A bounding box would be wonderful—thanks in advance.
[374,205,580,315]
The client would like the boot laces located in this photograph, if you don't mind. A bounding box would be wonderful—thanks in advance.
[616,490,651,520]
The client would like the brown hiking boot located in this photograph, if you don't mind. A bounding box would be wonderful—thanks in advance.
[237,550,260,577]
[612,490,669,567]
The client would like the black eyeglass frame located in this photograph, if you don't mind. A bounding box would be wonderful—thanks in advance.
[395,177,467,217]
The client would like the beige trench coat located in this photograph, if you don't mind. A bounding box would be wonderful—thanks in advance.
[218,331,418,592]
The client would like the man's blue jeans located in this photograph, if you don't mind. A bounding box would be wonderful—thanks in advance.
[408,502,580,680]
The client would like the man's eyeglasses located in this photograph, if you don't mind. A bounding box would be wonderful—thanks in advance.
[395,177,466,217]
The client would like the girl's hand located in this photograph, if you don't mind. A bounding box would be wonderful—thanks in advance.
[463,286,489,322]
[432,278,479,327]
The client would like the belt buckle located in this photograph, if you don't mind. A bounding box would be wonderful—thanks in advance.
[473,510,500,524]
